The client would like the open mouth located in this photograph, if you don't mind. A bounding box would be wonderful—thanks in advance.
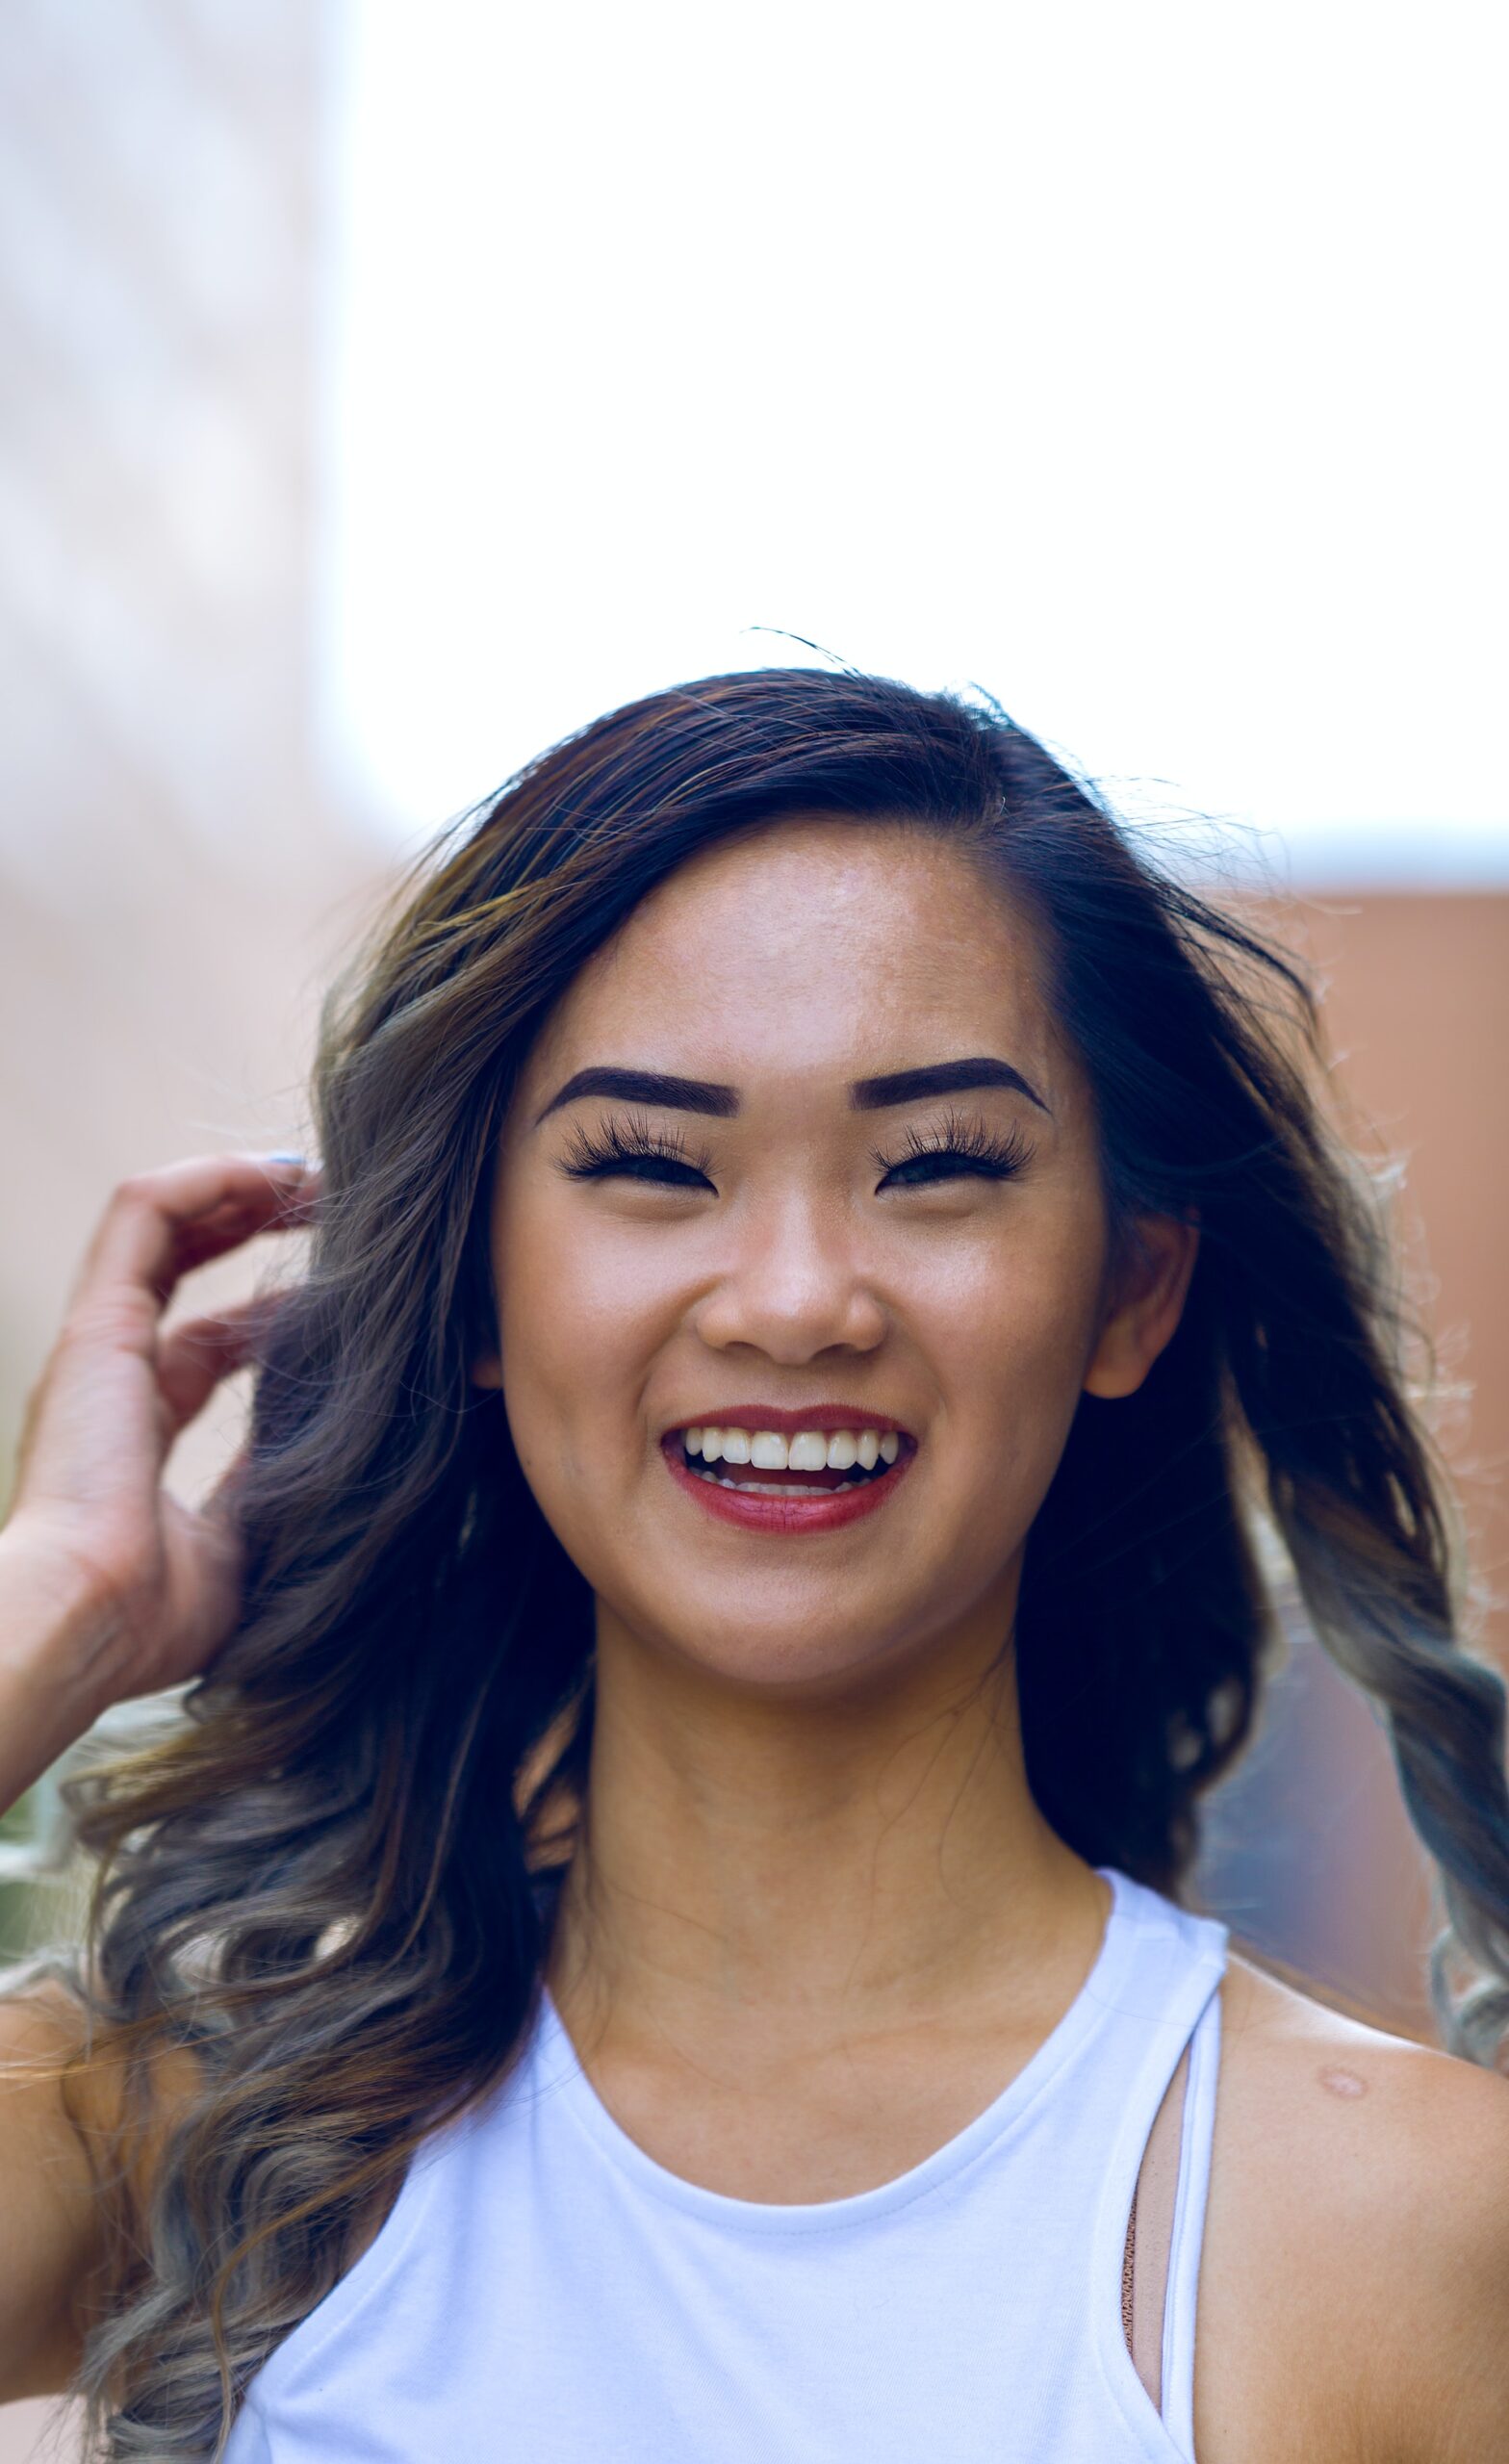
[659,1424,914,1533]
[675,1444,896,1498]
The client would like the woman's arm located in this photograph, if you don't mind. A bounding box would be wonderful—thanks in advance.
[1388,2054,1509,2464]
[0,1984,109,2401]
[0,1970,208,2404]
[0,1153,319,2400]
[1214,1956,1509,2463]
[0,1543,129,1817]
[0,1545,130,2402]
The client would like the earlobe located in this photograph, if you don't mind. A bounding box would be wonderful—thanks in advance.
[471,1349,503,1392]
[1083,1216,1199,1400]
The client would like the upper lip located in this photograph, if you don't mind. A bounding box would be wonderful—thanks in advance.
[662,1402,913,1440]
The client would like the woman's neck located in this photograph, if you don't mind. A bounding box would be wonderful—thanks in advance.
[547,1600,1105,2055]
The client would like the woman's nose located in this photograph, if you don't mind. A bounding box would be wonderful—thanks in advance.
[691,1192,888,1363]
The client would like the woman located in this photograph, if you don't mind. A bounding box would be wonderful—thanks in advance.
[0,668,1506,2463]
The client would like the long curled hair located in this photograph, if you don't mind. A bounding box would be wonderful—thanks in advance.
[20,667,1509,2454]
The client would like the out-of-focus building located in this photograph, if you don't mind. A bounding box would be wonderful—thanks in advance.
[0,0,379,1494]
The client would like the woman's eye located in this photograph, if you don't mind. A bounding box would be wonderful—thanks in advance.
[874,1120,1033,1189]
[878,1149,1018,1189]
[559,1112,1031,1194]
[559,1115,715,1189]
[584,1151,711,1189]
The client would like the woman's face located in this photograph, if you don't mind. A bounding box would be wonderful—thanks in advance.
[480,819,1191,1696]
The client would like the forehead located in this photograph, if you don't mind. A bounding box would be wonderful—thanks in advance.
[534,819,1059,1078]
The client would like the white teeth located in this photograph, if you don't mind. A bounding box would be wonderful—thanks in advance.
[677,1424,907,1474]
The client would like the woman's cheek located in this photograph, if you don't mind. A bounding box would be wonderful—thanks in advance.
[932,1243,1101,1479]
[498,1197,641,1390]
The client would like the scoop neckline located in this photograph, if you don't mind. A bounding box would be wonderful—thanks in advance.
[535,1863,1138,2236]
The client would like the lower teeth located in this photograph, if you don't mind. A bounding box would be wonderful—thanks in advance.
[694,1470,869,1495]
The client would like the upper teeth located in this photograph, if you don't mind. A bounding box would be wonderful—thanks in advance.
[684,1427,900,1470]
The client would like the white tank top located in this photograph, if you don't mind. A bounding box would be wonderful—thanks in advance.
[224,1865,1227,2463]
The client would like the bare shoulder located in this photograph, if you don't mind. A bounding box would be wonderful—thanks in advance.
[1201,1951,1509,2464]
[0,1974,397,2404]
[0,1974,202,2401]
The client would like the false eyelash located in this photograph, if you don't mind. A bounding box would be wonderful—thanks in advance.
[558,1106,1033,1191]
[559,1109,715,1183]
[868,1109,1035,1181]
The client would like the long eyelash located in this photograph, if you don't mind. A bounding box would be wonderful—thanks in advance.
[869,1109,1034,1178]
[560,1108,1029,1186]
[559,1109,715,1181]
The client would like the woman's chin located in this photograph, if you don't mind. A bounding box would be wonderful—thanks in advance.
[601,1591,954,1703]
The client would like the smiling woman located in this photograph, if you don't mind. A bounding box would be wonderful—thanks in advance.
[2,670,1509,2464]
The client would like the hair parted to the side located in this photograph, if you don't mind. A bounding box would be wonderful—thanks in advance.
[13,666,1509,2455]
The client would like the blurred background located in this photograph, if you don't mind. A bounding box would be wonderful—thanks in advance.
[0,0,1505,2444]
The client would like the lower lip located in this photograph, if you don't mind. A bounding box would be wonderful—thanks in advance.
[661,1437,914,1534]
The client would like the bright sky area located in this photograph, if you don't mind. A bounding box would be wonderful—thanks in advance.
[318,0,1507,886]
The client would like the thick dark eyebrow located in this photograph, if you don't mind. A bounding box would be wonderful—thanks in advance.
[850,1058,1050,1116]
[533,1055,1049,1127]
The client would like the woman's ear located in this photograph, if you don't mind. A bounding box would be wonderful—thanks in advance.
[1083,1215,1199,1399]
[471,1348,503,1392]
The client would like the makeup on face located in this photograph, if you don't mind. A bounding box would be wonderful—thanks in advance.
[486,821,1113,1695]
[657,1405,914,1537]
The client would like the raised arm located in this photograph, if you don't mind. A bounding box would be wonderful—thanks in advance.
[0,1152,319,2400]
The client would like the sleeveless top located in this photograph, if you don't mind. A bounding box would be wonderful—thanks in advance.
[223,1865,1228,2463]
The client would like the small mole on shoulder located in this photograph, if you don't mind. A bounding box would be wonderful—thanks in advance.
[1317,2064,1368,2099]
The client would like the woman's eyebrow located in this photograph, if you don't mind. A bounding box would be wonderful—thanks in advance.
[532,1055,1049,1128]
[854,1058,1050,1115]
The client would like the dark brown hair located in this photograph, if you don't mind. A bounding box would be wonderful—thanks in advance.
[28,667,1509,2454]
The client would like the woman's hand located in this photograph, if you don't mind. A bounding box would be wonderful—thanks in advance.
[0,1153,320,1790]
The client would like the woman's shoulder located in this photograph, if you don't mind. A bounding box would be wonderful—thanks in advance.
[0,1972,207,2400]
[1216,1946,1509,2190]
[1201,1950,1509,2464]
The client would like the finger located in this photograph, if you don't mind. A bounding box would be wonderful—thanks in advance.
[157,1296,284,1434]
[166,1177,322,1280]
[68,1154,320,1323]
